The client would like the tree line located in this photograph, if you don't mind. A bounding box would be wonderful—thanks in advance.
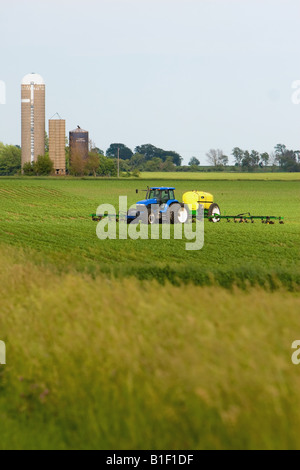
[230,144,300,172]
[0,140,299,176]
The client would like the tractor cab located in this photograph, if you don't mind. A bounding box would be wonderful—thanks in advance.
[146,187,176,205]
[136,187,177,207]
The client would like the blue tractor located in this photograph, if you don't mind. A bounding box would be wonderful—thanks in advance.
[128,186,188,224]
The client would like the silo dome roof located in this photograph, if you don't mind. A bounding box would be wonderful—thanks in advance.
[21,73,45,85]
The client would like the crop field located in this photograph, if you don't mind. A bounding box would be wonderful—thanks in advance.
[0,175,300,449]
[0,176,299,288]
[140,171,300,181]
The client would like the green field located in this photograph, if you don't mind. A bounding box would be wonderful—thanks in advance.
[0,177,299,288]
[0,175,300,449]
[140,171,300,181]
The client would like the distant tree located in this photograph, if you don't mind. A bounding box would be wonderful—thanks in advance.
[22,162,36,175]
[250,150,260,167]
[135,144,182,166]
[274,143,287,157]
[135,144,160,161]
[164,150,182,166]
[35,154,54,175]
[118,159,131,172]
[132,168,140,177]
[0,145,21,175]
[45,132,49,153]
[145,157,163,172]
[189,157,200,166]
[206,149,227,167]
[106,143,133,160]
[295,150,300,162]
[274,143,300,171]
[260,152,269,166]
[129,153,145,170]
[69,152,85,176]
[90,147,104,155]
[221,155,229,166]
[85,152,100,177]
[241,151,252,170]
[161,156,175,172]
[232,147,244,166]
[268,151,279,171]
[98,155,117,177]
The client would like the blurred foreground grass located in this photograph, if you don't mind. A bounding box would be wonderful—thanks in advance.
[0,246,300,449]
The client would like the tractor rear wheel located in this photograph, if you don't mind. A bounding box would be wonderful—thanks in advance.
[208,203,221,223]
[169,203,188,224]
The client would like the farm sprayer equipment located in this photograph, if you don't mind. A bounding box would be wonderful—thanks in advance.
[91,187,284,224]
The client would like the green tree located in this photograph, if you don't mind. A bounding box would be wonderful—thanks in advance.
[274,143,287,158]
[135,144,182,166]
[85,152,100,177]
[35,154,54,175]
[145,157,162,172]
[22,162,36,175]
[90,147,104,155]
[129,153,145,170]
[45,132,49,153]
[69,152,85,176]
[161,156,175,172]
[189,157,200,166]
[106,143,133,160]
[241,151,253,171]
[274,144,300,171]
[232,147,244,166]
[260,152,269,166]
[250,150,260,167]
[0,145,21,175]
[99,155,117,176]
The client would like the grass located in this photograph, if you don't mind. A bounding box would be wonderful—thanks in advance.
[140,171,300,181]
[0,247,300,450]
[0,178,299,289]
[0,175,300,449]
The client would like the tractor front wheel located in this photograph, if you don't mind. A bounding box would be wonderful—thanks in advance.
[147,208,158,224]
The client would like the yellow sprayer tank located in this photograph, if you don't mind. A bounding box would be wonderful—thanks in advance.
[182,190,214,212]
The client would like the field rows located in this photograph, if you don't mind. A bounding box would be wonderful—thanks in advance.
[0,178,299,288]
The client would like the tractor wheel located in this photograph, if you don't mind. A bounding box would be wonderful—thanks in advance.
[147,208,158,225]
[208,203,221,223]
[169,203,188,224]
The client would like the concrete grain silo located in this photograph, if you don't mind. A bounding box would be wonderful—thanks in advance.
[21,73,45,167]
[69,126,89,163]
[49,117,66,175]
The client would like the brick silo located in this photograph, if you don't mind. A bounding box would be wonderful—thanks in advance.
[21,73,45,167]
[49,118,66,175]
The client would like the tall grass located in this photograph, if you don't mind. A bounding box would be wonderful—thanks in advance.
[0,247,300,449]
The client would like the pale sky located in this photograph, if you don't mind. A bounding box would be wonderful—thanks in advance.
[0,0,299,164]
